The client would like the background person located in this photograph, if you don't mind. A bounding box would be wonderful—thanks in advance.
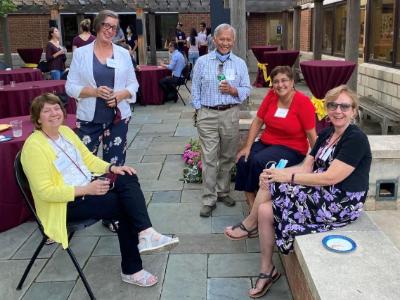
[206,27,215,53]
[225,85,371,298]
[233,66,317,209]
[22,94,179,288]
[175,22,186,53]
[46,27,66,80]
[186,28,200,72]
[126,25,138,60]
[191,23,251,217]
[197,22,207,45]
[72,19,96,51]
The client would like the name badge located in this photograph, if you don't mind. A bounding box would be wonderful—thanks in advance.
[321,147,333,161]
[274,108,289,118]
[53,155,71,173]
[106,58,117,68]
[225,68,235,81]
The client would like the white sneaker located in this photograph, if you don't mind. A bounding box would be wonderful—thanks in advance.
[138,232,179,255]
[121,270,158,287]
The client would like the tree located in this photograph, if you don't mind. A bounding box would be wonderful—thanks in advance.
[0,0,17,67]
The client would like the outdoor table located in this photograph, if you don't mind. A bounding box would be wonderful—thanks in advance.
[251,45,279,61]
[300,60,356,132]
[135,65,171,105]
[17,48,43,68]
[0,68,43,85]
[0,80,76,118]
[253,50,299,87]
[0,114,76,232]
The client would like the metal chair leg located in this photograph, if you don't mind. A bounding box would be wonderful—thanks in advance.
[16,237,47,290]
[66,248,96,300]
[177,90,186,105]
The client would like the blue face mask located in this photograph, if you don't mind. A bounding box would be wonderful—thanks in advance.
[215,51,230,63]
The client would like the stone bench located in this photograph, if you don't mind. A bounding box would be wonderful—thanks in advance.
[281,213,400,300]
[359,96,400,135]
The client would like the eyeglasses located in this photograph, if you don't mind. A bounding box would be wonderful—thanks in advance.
[102,22,118,32]
[272,78,290,85]
[326,102,353,112]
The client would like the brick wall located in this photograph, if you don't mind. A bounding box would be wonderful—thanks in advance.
[247,13,267,48]
[0,14,50,53]
[178,13,211,38]
[300,8,312,52]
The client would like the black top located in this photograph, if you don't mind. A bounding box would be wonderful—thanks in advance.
[92,53,115,123]
[45,42,66,71]
[175,29,186,51]
[309,124,372,192]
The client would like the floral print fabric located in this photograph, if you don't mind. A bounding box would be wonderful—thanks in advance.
[270,139,367,254]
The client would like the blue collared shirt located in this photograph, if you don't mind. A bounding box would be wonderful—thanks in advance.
[167,50,186,77]
[191,50,251,110]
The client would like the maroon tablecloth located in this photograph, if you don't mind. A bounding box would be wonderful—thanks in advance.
[300,60,356,133]
[17,48,43,65]
[253,50,300,87]
[135,65,171,105]
[0,68,43,85]
[251,45,279,62]
[0,80,76,118]
[0,114,76,233]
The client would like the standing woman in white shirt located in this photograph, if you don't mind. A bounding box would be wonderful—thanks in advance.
[186,28,200,72]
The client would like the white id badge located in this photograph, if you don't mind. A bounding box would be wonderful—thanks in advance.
[106,58,117,68]
[53,156,70,173]
[274,108,289,118]
[225,68,235,81]
[321,147,333,161]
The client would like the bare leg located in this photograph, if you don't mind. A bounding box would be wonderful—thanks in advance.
[245,191,256,209]
[249,201,277,297]
[225,188,271,239]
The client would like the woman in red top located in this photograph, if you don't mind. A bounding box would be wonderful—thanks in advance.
[229,66,317,235]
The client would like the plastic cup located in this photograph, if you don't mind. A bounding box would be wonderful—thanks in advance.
[10,81,16,87]
[0,80,3,89]
[10,119,22,137]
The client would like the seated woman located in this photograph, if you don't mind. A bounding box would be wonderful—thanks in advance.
[226,85,371,298]
[233,66,317,213]
[21,93,179,287]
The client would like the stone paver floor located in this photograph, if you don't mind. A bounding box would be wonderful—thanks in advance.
[0,74,396,300]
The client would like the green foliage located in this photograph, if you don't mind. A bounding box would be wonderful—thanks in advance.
[0,0,17,17]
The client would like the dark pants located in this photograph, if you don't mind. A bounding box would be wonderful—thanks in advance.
[159,76,180,102]
[76,117,130,166]
[67,174,152,275]
[235,141,305,192]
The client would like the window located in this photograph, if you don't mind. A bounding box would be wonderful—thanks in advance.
[322,9,334,53]
[146,14,178,50]
[334,4,347,56]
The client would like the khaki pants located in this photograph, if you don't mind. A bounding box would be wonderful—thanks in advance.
[197,106,240,206]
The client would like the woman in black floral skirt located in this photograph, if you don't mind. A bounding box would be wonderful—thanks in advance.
[225,85,372,298]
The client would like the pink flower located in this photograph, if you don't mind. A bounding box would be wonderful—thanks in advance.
[198,160,202,170]
[185,144,191,150]
[188,159,194,165]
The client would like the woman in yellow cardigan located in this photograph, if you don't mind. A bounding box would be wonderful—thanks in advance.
[21,93,179,287]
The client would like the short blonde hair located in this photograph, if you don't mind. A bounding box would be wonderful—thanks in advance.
[324,85,359,112]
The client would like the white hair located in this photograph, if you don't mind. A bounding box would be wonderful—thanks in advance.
[214,23,236,40]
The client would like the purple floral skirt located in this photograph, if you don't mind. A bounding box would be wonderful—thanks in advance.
[270,183,367,254]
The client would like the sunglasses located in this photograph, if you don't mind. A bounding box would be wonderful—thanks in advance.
[102,22,118,32]
[326,102,352,112]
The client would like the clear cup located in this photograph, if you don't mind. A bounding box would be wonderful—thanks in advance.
[10,81,16,87]
[10,119,22,137]
[0,80,3,89]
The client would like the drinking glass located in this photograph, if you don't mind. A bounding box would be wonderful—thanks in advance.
[10,119,22,137]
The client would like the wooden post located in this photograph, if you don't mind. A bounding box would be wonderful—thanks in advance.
[282,10,289,50]
[50,8,62,45]
[345,0,360,91]
[312,0,323,60]
[0,15,12,67]
[293,5,301,81]
[136,8,147,65]
[229,0,247,61]
[148,12,156,65]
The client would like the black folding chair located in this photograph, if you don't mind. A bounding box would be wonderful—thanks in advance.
[14,151,98,300]
[175,63,192,105]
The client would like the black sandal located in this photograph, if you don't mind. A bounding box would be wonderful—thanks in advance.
[224,222,258,241]
[249,266,281,298]
[102,220,119,233]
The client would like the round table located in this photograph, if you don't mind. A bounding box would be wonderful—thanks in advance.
[251,45,279,62]
[300,60,356,133]
[253,50,299,87]
[135,65,171,105]
[0,114,76,232]
[17,48,43,67]
[0,80,76,118]
[0,68,43,85]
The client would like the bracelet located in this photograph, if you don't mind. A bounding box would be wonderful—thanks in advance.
[108,163,115,174]
[291,173,295,185]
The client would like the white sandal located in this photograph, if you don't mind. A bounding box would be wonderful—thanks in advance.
[121,270,158,287]
[138,231,179,255]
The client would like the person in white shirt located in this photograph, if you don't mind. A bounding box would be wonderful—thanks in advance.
[186,28,200,70]
[197,22,207,45]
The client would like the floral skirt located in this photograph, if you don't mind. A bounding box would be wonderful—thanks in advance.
[270,183,367,254]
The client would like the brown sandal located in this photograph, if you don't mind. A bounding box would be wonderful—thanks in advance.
[249,265,281,298]
[224,222,258,241]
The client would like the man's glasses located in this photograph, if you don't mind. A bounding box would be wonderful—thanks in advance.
[272,78,290,85]
[102,22,118,32]
[326,102,353,112]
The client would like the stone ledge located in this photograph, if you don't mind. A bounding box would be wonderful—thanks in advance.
[368,135,400,158]
[283,213,400,300]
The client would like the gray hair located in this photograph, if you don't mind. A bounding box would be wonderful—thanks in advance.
[93,10,119,33]
[214,23,236,40]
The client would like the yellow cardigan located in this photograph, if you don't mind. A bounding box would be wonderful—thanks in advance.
[21,126,109,249]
